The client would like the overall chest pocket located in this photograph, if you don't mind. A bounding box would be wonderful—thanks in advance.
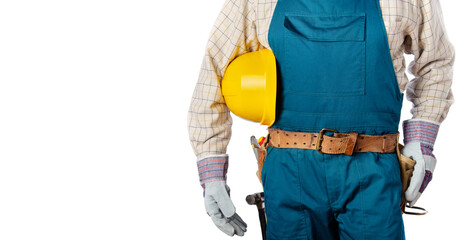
[283,13,366,96]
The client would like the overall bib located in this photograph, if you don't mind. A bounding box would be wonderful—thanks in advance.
[262,0,405,239]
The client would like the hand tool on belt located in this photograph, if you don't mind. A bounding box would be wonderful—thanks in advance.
[246,192,266,240]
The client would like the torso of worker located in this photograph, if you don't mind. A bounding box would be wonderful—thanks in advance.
[188,0,453,159]
[264,0,402,134]
[259,2,406,239]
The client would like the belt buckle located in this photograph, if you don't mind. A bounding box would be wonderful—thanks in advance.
[316,128,338,153]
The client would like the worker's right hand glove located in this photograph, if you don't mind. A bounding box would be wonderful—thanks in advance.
[204,181,247,236]
[402,119,440,206]
[197,155,247,236]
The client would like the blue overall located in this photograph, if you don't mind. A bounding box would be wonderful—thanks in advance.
[262,0,405,239]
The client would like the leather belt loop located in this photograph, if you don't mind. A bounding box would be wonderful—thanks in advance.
[382,136,386,153]
[344,132,359,156]
[276,129,281,148]
[267,128,274,147]
[265,129,271,148]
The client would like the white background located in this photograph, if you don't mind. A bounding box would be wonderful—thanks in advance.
[0,0,469,239]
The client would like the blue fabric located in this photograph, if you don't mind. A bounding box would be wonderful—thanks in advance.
[269,0,403,133]
[264,0,406,239]
[262,147,405,240]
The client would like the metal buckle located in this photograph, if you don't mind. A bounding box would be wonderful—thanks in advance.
[316,128,338,153]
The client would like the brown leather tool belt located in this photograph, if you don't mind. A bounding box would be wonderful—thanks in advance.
[267,128,399,155]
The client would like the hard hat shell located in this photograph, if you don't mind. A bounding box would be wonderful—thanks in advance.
[222,49,277,126]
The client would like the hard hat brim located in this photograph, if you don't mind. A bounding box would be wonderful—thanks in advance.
[260,49,277,127]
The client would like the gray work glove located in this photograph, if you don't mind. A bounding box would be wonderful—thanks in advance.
[402,142,436,206]
[204,181,247,236]
[401,119,440,206]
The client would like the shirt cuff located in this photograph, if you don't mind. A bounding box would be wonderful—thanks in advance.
[196,154,229,188]
[402,119,440,146]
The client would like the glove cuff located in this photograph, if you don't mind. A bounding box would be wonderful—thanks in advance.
[197,155,229,189]
[403,119,440,146]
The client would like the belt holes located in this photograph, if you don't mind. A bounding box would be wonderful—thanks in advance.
[295,134,297,137]
[358,148,362,151]
[330,139,332,142]
[383,136,387,139]
[338,148,341,150]
[286,134,289,136]
[278,144,280,147]
[286,142,289,145]
[303,135,306,137]
[294,142,297,145]
[303,143,306,145]
[360,136,364,140]
[329,148,331,150]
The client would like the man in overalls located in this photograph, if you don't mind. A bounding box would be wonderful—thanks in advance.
[188,0,454,239]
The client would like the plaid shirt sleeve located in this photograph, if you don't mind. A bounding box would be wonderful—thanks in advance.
[188,0,259,160]
[404,0,455,123]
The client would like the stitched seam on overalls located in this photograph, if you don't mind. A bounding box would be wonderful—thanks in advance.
[321,152,337,233]
[295,149,309,239]
[354,154,368,240]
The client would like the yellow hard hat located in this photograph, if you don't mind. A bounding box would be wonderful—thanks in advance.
[222,49,277,126]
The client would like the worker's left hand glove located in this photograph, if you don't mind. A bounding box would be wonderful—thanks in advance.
[401,119,440,206]
[196,155,247,236]
[204,181,247,236]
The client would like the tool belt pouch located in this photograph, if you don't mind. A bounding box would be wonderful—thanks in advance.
[256,134,270,184]
[396,142,416,214]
